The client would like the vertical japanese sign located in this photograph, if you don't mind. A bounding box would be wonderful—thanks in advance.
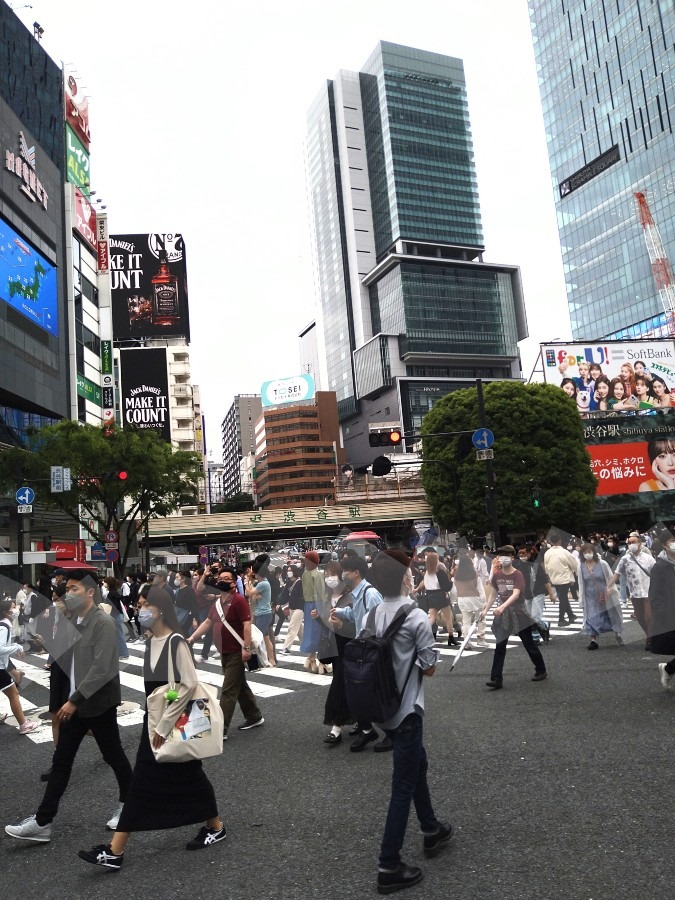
[66,125,90,195]
[119,348,171,442]
[96,214,109,273]
[100,339,114,425]
[73,188,96,251]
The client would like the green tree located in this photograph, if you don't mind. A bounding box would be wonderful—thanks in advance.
[0,421,202,574]
[211,492,255,514]
[420,381,597,537]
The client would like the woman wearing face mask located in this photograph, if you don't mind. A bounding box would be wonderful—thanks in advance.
[279,566,304,654]
[0,599,39,734]
[317,561,355,743]
[78,592,225,870]
[578,543,623,650]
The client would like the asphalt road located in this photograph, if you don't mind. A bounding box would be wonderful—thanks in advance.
[2,620,674,900]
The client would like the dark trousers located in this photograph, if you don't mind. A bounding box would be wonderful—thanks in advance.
[274,609,286,636]
[219,651,262,734]
[665,659,675,675]
[379,713,439,870]
[491,625,546,682]
[196,608,213,657]
[36,705,132,826]
[553,583,575,622]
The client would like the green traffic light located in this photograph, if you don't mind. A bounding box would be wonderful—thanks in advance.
[534,499,540,508]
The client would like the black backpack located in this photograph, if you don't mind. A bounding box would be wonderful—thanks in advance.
[343,604,417,724]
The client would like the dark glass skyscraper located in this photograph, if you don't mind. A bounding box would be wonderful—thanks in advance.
[529,1,675,339]
[306,42,527,462]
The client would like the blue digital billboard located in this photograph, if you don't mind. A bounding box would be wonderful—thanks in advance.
[0,215,58,336]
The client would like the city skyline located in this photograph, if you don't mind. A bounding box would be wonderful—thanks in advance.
[15,0,572,457]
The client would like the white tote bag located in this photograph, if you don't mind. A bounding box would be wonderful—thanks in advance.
[146,634,224,763]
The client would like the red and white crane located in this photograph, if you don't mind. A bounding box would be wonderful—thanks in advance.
[634,191,675,337]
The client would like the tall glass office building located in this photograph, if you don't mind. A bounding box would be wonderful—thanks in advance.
[529,1,675,339]
[306,42,527,463]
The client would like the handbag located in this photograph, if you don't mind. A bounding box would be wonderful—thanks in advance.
[146,634,224,763]
[214,598,269,669]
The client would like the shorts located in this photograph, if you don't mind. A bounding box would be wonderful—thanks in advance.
[0,668,13,693]
[422,589,449,611]
[254,613,273,633]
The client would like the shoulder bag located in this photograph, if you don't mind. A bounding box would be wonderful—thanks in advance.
[214,598,269,669]
[146,634,224,763]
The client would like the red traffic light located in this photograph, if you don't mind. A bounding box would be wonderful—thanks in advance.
[118,471,128,481]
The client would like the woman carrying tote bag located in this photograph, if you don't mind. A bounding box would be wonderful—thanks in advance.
[77,590,225,871]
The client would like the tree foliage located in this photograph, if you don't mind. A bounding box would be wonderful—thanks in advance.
[0,421,202,573]
[211,492,255,514]
[420,381,597,538]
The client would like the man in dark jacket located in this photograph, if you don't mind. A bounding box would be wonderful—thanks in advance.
[5,571,133,843]
[649,537,675,691]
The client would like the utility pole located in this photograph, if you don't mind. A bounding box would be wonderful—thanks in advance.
[476,379,501,547]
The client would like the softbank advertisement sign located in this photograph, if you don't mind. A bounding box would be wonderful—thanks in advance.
[261,373,315,407]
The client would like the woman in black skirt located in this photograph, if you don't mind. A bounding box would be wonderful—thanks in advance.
[315,561,355,745]
[77,589,225,870]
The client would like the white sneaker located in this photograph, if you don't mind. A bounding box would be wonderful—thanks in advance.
[658,663,674,692]
[106,803,124,831]
[475,640,490,648]
[5,815,52,842]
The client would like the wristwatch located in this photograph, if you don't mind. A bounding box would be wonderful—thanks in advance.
[243,645,253,652]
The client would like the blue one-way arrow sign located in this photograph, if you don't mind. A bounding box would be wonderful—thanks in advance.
[16,486,35,505]
[471,429,494,450]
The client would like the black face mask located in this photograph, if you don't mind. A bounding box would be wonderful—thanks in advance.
[219,582,234,591]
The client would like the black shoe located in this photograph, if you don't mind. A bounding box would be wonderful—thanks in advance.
[557,621,567,628]
[350,729,379,752]
[455,625,462,638]
[185,825,226,851]
[486,679,503,690]
[532,671,547,682]
[540,626,550,644]
[587,640,598,650]
[568,615,577,624]
[377,863,424,894]
[40,767,52,782]
[374,735,393,753]
[238,717,264,731]
[77,843,124,870]
[348,725,362,736]
[447,636,459,647]
[423,822,453,857]
[323,732,342,745]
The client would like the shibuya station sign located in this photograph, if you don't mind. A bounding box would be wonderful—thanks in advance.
[261,373,315,407]
[4,131,49,210]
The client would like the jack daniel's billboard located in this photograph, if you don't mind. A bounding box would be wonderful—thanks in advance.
[109,233,190,340]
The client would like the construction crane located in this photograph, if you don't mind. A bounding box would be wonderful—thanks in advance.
[634,191,675,337]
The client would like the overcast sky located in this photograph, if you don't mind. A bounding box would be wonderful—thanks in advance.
[14,0,571,459]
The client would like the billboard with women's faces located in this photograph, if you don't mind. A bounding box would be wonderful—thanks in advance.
[541,340,675,417]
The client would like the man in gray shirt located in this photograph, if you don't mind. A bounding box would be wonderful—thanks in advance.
[369,550,452,895]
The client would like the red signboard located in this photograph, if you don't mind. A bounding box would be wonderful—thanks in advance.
[65,73,91,150]
[37,540,78,559]
[74,188,96,251]
[96,214,109,273]
[588,440,675,495]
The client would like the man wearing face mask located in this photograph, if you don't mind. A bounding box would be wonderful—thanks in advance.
[483,546,547,690]
[648,534,675,691]
[5,571,133,844]
[279,566,304,651]
[544,532,579,627]
[608,533,655,650]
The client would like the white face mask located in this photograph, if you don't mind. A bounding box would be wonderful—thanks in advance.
[628,544,640,554]
[325,576,340,589]
[286,570,293,578]
[583,552,595,561]
[498,556,512,568]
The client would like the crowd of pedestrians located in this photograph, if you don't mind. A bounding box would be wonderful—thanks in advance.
[2,523,674,891]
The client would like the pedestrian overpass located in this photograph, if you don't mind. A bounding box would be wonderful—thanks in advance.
[148,498,433,549]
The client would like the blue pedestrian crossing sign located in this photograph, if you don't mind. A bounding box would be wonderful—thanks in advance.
[16,486,35,505]
[471,429,494,450]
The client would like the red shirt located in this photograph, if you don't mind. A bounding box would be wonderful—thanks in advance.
[207,591,250,653]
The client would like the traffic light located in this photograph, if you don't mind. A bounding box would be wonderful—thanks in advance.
[531,483,541,508]
[100,471,128,482]
[369,428,403,447]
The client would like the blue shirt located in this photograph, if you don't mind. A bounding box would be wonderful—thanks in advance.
[332,579,383,634]
[253,579,272,616]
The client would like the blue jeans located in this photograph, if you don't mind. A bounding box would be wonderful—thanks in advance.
[379,713,439,869]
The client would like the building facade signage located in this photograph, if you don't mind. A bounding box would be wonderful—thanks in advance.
[261,373,315,407]
[558,145,620,199]
[66,124,90,196]
[109,233,190,339]
[119,347,171,442]
[73,188,96,250]
[96,214,109,273]
[4,131,49,209]
[76,374,102,406]
[64,72,91,150]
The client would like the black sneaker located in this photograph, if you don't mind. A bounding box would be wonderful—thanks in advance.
[77,843,124,870]
[350,729,379,752]
[531,671,547,682]
[186,825,226,851]
[377,863,423,894]
[40,767,53,782]
[374,735,393,753]
[485,679,503,690]
[238,717,264,731]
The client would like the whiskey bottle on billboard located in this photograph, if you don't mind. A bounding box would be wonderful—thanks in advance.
[150,252,180,327]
